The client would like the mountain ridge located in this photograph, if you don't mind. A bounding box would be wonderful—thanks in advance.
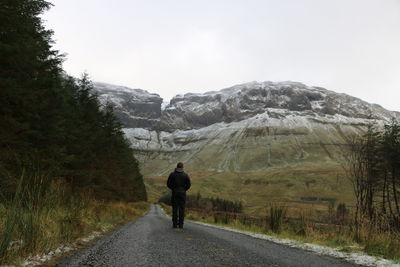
[93,81,399,175]
[95,81,399,131]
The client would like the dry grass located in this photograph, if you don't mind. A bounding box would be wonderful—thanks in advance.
[0,177,149,265]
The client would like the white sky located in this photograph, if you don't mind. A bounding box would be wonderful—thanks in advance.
[43,0,400,111]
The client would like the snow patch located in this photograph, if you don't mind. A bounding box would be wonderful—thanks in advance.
[8,226,112,267]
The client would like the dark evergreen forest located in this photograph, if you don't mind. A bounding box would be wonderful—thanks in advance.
[0,0,147,201]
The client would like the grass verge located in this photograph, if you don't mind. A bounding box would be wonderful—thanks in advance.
[0,171,149,266]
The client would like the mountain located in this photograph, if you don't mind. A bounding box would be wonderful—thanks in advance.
[93,81,399,177]
[94,82,163,129]
[159,81,397,131]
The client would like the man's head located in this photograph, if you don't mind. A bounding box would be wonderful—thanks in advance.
[177,162,184,169]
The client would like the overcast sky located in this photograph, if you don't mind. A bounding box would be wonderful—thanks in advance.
[43,0,400,111]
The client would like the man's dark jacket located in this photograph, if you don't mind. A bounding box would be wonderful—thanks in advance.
[167,168,191,193]
[167,168,191,227]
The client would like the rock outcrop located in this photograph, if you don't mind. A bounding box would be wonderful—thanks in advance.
[94,82,162,128]
[159,81,398,131]
[93,81,399,175]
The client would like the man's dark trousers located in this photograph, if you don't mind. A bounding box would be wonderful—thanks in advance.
[172,192,186,227]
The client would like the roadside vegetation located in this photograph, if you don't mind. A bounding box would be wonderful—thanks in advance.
[0,169,148,264]
[0,0,148,264]
[343,120,400,260]
[160,121,400,262]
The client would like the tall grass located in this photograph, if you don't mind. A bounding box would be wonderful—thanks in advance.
[269,204,287,233]
[292,211,308,236]
[0,170,24,259]
[0,166,148,265]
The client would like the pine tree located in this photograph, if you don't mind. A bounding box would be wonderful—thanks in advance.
[0,0,63,162]
[0,0,147,201]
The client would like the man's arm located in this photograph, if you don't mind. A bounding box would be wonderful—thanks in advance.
[185,174,191,191]
[167,173,174,190]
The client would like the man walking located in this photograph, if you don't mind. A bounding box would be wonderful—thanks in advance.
[167,162,191,228]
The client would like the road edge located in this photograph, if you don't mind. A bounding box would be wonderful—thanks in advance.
[158,204,398,267]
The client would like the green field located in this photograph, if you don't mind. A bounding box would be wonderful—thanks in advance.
[145,164,354,216]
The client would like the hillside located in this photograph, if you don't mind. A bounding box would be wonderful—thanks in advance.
[93,81,399,211]
[94,81,399,173]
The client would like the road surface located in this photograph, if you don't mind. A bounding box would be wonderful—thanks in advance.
[56,204,359,267]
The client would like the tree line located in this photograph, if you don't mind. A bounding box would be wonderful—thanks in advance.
[0,0,146,201]
[345,120,400,232]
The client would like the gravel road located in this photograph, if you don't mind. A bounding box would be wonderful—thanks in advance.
[56,204,359,267]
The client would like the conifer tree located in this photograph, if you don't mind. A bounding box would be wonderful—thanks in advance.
[0,0,147,201]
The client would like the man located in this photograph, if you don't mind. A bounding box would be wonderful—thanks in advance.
[167,162,191,228]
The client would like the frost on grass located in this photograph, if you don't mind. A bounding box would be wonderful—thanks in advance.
[4,227,112,267]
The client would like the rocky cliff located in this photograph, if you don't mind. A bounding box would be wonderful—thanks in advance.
[158,81,397,131]
[93,81,399,176]
[94,82,163,129]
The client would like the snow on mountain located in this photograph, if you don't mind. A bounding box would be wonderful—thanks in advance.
[93,81,399,175]
[93,82,163,128]
[159,81,399,131]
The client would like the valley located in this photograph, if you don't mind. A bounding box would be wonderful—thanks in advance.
[94,81,399,215]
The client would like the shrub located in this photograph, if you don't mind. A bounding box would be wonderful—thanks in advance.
[269,204,287,233]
